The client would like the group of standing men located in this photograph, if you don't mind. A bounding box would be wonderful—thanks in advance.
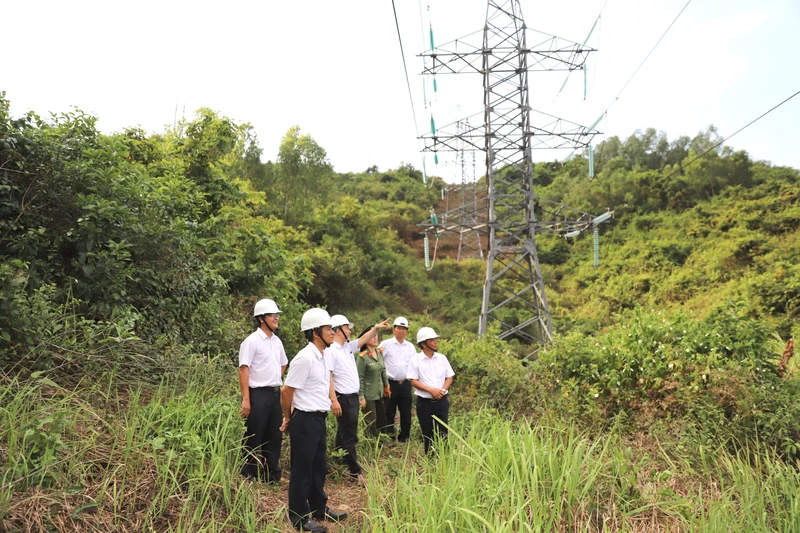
[238,299,455,533]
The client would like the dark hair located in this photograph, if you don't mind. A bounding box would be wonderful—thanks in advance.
[358,324,376,339]
[303,329,315,342]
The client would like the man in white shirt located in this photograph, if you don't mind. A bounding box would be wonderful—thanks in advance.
[325,315,390,485]
[379,316,417,442]
[238,298,287,483]
[407,327,454,455]
[280,308,347,533]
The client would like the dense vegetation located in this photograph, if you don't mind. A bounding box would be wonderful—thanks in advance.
[0,93,446,364]
[2,92,799,531]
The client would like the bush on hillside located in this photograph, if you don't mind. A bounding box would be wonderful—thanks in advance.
[444,328,542,415]
[536,305,800,457]
[0,261,144,373]
[1,99,315,364]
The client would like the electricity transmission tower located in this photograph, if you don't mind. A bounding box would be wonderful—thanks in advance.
[420,0,605,354]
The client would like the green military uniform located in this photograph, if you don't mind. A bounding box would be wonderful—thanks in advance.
[357,347,389,437]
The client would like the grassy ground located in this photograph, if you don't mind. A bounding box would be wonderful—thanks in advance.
[0,362,414,532]
[3,363,800,532]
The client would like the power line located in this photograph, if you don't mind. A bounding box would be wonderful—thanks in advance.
[390,0,421,151]
[606,0,692,113]
[662,88,800,181]
[564,0,693,163]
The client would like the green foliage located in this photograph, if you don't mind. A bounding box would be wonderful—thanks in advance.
[0,368,287,532]
[537,306,800,457]
[539,126,765,216]
[169,107,246,216]
[338,163,440,212]
[537,237,572,265]
[140,386,242,473]
[423,258,484,332]
[364,413,800,531]
[258,125,334,225]
[5,85,800,530]
[364,417,611,531]
[0,99,313,368]
[206,203,312,300]
[4,88,800,472]
[544,159,800,340]
[0,261,142,372]
[444,328,541,414]
[1,94,452,369]
[305,197,423,308]
[2,374,72,488]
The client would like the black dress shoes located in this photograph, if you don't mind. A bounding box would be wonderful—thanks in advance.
[313,507,348,522]
[296,518,327,532]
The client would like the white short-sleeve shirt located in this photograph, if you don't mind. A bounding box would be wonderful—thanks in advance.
[284,343,331,412]
[406,351,455,399]
[324,339,360,395]
[238,328,288,387]
[379,337,417,381]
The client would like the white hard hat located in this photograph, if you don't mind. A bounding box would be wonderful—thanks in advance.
[301,308,333,331]
[253,298,281,316]
[330,314,353,329]
[416,327,440,344]
[393,316,409,328]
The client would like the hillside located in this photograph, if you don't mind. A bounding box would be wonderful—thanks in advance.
[3,99,800,531]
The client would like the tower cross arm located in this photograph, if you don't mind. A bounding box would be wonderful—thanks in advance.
[419,33,596,75]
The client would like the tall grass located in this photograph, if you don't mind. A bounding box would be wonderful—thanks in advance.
[362,414,611,532]
[5,365,800,532]
[360,414,800,532]
[694,447,800,532]
[0,360,287,532]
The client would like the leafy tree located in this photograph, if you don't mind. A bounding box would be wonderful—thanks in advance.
[169,107,245,217]
[0,99,315,361]
[274,125,333,224]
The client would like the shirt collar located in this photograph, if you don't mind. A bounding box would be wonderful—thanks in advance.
[307,342,323,359]
[256,327,276,340]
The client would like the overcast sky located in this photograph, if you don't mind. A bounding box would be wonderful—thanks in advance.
[3,0,798,181]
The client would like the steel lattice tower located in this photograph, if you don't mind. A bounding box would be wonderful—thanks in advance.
[420,0,603,353]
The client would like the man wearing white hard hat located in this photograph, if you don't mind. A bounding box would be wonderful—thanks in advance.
[325,315,390,486]
[280,308,347,533]
[407,326,454,455]
[379,316,416,442]
[238,298,287,483]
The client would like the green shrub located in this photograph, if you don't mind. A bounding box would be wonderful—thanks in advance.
[537,305,800,456]
[0,261,142,372]
[444,327,541,415]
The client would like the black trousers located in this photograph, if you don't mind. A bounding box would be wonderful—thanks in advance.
[241,387,282,482]
[416,395,449,454]
[385,379,412,441]
[334,392,362,475]
[288,410,328,526]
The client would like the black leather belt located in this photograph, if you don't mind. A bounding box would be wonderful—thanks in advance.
[389,379,407,384]
[295,409,328,417]
[251,386,281,392]
[336,392,359,397]
[417,396,447,403]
